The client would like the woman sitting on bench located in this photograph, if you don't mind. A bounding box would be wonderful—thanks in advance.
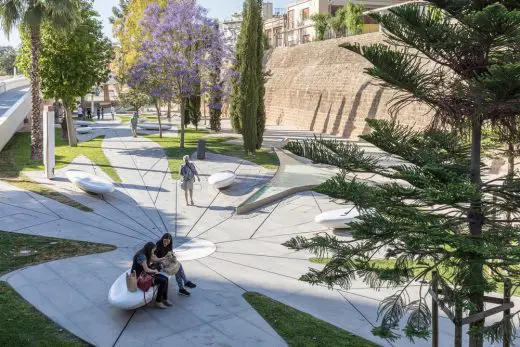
[155,233,197,297]
[132,242,172,309]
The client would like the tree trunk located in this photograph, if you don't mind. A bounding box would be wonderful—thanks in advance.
[203,99,207,125]
[507,141,515,224]
[167,101,171,121]
[64,103,77,147]
[180,101,185,148]
[61,115,68,140]
[155,99,163,138]
[29,26,43,160]
[468,116,484,347]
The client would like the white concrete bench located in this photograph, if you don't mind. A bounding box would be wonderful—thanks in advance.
[66,170,115,194]
[137,123,171,130]
[75,120,94,127]
[108,270,157,310]
[208,171,236,189]
[76,126,93,134]
[315,208,359,229]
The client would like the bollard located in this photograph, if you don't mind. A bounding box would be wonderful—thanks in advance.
[197,139,206,160]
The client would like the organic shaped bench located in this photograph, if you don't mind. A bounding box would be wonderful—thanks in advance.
[76,127,93,134]
[137,123,171,130]
[75,120,94,127]
[66,170,115,194]
[108,270,157,310]
[208,171,236,189]
[315,208,359,229]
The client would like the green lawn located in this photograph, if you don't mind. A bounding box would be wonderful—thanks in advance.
[147,129,279,179]
[243,292,379,347]
[0,130,120,182]
[118,114,160,124]
[0,231,115,346]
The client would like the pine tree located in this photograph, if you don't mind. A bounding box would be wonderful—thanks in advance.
[229,0,263,153]
[284,2,520,346]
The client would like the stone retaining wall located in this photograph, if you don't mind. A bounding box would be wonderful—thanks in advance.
[264,32,432,138]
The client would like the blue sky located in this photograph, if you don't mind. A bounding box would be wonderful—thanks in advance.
[0,0,290,47]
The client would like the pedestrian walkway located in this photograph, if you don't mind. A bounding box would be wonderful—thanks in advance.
[0,121,514,347]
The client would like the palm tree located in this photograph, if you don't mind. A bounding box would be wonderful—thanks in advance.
[0,0,79,160]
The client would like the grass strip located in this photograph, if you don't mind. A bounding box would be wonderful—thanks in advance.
[0,130,121,183]
[243,292,379,347]
[4,175,92,212]
[147,128,278,179]
[0,231,115,346]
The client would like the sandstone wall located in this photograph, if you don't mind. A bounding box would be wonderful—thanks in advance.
[264,32,432,138]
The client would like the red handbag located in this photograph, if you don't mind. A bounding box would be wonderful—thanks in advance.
[137,272,154,292]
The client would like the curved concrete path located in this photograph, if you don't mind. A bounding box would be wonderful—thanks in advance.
[0,121,513,347]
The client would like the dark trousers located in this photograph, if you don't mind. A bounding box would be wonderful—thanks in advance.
[154,274,169,302]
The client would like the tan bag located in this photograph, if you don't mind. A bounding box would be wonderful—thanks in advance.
[163,253,181,276]
[126,270,137,292]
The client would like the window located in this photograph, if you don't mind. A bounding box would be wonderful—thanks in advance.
[288,10,294,29]
[302,8,310,20]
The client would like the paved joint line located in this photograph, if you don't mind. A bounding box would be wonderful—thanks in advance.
[196,258,247,292]
[109,128,168,234]
[112,309,137,347]
[215,251,311,261]
[22,191,62,218]
[337,290,396,347]
[248,200,283,239]
[61,217,149,242]
[0,198,56,219]
[189,214,234,239]
[111,182,163,237]
[185,159,245,239]
[153,166,169,205]
[311,191,323,213]
[100,195,161,239]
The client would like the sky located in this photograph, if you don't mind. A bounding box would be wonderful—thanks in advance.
[0,0,290,48]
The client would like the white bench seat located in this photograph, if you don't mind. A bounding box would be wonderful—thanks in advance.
[66,170,115,194]
[315,208,360,229]
[208,171,236,189]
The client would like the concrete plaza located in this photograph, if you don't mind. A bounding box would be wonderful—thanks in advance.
[0,119,515,347]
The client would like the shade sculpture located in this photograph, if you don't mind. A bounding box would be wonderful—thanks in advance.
[208,171,236,189]
[66,170,115,194]
[315,208,360,229]
[137,123,171,130]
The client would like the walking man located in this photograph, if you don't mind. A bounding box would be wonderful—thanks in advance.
[111,104,115,120]
[96,107,101,120]
[131,113,138,138]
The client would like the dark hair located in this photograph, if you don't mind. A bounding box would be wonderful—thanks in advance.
[135,242,156,264]
[155,233,173,257]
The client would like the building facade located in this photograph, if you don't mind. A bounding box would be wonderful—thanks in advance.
[263,0,410,48]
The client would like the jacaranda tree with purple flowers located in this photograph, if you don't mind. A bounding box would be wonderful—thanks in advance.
[130,0,229,147]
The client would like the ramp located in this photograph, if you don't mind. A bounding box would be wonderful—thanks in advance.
[0,77,31,151]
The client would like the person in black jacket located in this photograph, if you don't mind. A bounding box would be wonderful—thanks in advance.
[132,242,172,309]
[155,233,197,296]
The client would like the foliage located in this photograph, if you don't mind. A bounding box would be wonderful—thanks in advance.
[311,12,330,41]
[344,2,364,35]
[328,8,347,38]
[0,46,17,75]
[243,292,379,347]
[0,0,80,160]
[110,0,165,82]
[118,87,151,114]
[285,2,520,346]
[229,0,265,153]
[17,1,112,111]
[130,0,229,147]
